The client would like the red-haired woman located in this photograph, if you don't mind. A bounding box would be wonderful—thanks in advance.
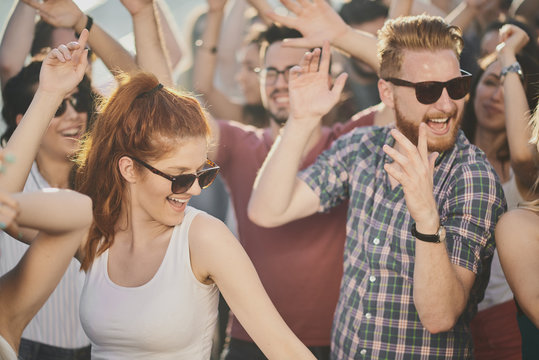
[3,30,316,360]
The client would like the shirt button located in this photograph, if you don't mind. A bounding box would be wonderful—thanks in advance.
[365,313,372,319]
[369,275,376,283]
[360,349,367,356]
[373,238,380,245]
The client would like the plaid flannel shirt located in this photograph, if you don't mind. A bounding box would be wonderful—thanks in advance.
[299,126,506,360]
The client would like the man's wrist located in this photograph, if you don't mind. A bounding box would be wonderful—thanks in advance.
[414,216,440,235]
[332,25,354,49]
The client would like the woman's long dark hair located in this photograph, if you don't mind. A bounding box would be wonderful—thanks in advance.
[461,25,539,165]
[1,60,96,146]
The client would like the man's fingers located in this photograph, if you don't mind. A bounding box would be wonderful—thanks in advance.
[296,0,311,7]
[76,29,90,52]
[57,44,72,61]
[299,50,312,73]
[282,37,317,49]
[289,65,302,83]
[66,41,80,50]
[308,48,321,73]
[418,123,428,161]
[331,72,348,99]
[383,144,410,169]
[280,0,303,15]
[384,163,406,185]
[319,41,331,75]
[50,48,66,62]
[71,29,90,66]
[390,128,417,154]
[428,152,439,172]
[267,11,296,29]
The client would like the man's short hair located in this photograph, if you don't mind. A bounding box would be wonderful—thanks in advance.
[259,24,302,58]
[339,0,388,26]
[377,15,463,79]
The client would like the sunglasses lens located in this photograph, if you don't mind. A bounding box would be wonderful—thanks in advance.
[447,76,471,100]
[198,168,219,189]
[55,99,67,117]
[415,83,443,105]
[172,174,196,194]
[170,166,220,194]
[73,92,92,113]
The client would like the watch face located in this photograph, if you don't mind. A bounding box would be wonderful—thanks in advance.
[438,226,446,242]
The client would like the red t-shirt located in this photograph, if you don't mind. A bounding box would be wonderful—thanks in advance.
[215,109,375,345]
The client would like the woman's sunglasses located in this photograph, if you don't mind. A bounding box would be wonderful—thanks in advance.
[130,157,220,194]
[384,70,472,105]
[55,92,92,117]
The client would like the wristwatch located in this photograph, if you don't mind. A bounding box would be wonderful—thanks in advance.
[500,62,523,82]
[411,223,446,243]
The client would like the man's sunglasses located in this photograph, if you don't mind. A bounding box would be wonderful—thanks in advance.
[131,157,220,194]
[384,70,472,105]
[55,92,92,117]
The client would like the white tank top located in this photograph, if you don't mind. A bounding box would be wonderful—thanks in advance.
[79,207,219,359]
[0,335,17,360]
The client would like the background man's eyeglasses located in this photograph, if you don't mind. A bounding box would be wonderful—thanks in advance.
[260,65,296,85]
[55,93,92,117]
[131,157,220,194]
[384,70,472,105]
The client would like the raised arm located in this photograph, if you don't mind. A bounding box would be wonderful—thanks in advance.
[0,30,89,192]
[0,188,92,352]
[121,0,173,86]
[388,0,413,19]
[268,0,379,72]
[496,24,538,198]
[0,1,36,90]
[193,0,243,121]
[246,0,273,25]
[446,0,489,33]
[23,0,138,76]
[190,214,315,359]
[155,0,184,76]
[248,42,346,227]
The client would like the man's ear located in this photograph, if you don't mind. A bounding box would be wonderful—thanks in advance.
[118,156,137,184]
[15,114,23,126]
[378,78,395,109]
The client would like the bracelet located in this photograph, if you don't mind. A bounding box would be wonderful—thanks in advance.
[195,39,217,54]
[75,15,94,38]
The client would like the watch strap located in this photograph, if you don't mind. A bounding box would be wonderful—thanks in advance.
[411,223,442,243]
[75,15,94,38]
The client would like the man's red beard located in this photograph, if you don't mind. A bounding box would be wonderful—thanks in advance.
[394,98,462,153]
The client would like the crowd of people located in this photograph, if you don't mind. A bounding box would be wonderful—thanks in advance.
[0,0,537,359]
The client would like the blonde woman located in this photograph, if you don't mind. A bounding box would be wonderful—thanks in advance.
[496,103,539,359]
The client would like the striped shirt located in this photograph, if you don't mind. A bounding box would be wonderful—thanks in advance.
[299,126,506,359]
[0,163,89,348]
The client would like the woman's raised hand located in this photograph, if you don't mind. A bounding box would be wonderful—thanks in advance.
[38,29,89,97]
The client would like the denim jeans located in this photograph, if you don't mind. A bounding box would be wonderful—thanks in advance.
[224,338,330,360]
[18,338,90,360]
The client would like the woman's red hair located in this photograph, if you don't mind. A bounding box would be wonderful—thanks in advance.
[75,72,210,271]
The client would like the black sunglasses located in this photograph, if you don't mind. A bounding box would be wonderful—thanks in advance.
[55,92,92,117]
[131,157,220,194]
[260,65,296,85]
[384,70,472,105]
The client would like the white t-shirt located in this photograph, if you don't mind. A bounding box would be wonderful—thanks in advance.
[0,163,89,348]
[80,206,219,359]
